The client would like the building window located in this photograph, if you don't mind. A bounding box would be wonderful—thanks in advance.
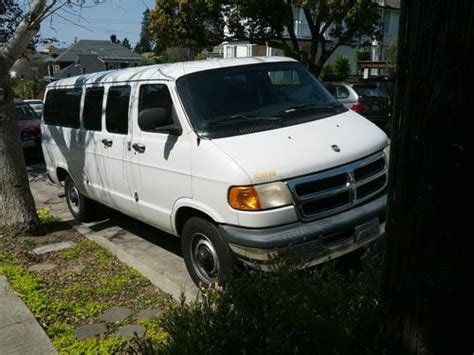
[383,11,391,34]
[225,45,235,58]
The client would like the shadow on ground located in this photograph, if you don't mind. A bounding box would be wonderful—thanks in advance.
[88,211,182,257]
[25,146,182,258]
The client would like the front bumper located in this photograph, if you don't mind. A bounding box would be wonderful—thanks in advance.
[219,194,386,269]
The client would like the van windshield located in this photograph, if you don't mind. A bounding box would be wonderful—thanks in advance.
[177,62,346,138]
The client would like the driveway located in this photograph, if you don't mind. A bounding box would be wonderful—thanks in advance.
[26,149,197,300]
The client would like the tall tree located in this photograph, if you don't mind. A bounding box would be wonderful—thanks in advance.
[0,0,101,236]
[148,0,379,75]
[121,37,131,50]
[383,1,471,354]
[227,0,380,75]
[148,0,224,55]
[134,9,154,53]
[0,0,23,45]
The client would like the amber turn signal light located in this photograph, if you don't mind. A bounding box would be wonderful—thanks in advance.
[228,186,261,211]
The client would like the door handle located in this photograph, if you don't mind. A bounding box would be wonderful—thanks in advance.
[132,143,146,153]
[101,138,113,147]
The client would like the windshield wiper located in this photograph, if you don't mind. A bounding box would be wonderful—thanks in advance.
[206,115,281,128]
[282,103,343,115]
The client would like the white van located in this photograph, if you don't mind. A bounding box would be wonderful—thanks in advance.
[42,57,389,287]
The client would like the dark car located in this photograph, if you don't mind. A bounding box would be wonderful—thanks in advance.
[15,102,41,148]
[323,82,392,134]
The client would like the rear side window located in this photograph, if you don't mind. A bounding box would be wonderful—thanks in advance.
[106,86,130,134]
[336,85,350,99]
[353,85,387,98]
[44,88,82,128]
[83,87,104,131]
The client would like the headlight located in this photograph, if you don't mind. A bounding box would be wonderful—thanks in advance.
[228,182,293,211]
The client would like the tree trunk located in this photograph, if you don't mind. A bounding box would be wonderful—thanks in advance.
[0,59,40,235]
[382,1,472,354]
[0,0,46,236]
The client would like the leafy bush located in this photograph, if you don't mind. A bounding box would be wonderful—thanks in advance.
[37,207,61,224]
[357,47,372,62]
[320,63,338,81]
[159,260,383,354]
[320,56,351,82]
[333,56,351,81]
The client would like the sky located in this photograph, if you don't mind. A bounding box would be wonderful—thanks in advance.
[36,0,155,49]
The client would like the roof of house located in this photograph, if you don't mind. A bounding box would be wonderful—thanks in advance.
[52,40,143,63]
[47,56,298,88]
[49,55,105,80]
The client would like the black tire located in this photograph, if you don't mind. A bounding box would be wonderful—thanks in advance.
[64,176,97,222]
[181,217,235,288]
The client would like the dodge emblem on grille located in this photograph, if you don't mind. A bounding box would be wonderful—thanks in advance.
[331,144,341,153]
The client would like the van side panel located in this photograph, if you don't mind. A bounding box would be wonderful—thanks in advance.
[42,87,89,195]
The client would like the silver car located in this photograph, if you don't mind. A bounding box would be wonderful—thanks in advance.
[323,82,391,133]
[23,99,43,117]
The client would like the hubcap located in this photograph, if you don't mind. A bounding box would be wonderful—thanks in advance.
[191,233,219,284]
[68,183,80,214]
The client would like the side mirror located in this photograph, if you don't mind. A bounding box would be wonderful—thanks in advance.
[138,108,182,136]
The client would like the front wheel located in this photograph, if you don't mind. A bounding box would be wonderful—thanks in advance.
[181,217,235,288]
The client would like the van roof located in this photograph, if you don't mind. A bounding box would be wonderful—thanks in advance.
[47,56,298,88]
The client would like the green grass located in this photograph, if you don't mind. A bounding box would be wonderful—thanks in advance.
[37,207,62,224]
[0,235,170,353]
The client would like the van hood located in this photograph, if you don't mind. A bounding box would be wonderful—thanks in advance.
[211,111,388,184]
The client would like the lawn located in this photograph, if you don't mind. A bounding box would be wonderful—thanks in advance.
[0,211,171,353]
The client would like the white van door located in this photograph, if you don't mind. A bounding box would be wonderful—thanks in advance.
[129,82,192,233]
[95,84,138,217]
[82,86,107,201]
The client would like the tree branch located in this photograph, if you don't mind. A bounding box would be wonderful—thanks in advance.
[2,0,47,65]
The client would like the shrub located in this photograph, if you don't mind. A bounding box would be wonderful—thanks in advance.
[333,56,351,81]
[357,47,372,62]
[159,260,383,354]
[320,64,338,81]
[37,207,61,224]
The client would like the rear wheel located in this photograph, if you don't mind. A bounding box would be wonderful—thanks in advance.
[64,176,98,222]
[181,217,235,288]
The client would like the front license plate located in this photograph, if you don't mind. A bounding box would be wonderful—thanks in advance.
[355,218,380,243]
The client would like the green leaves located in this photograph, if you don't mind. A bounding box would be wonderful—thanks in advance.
[148,0,225,55]
[160,261,384,354]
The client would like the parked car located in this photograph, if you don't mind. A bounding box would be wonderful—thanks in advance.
[15,101,41,148]
[42,57,389,287]
[323,82,391,133]
[23,99,44,116]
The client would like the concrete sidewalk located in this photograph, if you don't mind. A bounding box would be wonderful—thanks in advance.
[0,276,57,355]
[28,164,198,300]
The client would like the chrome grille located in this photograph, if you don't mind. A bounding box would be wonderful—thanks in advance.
[287,152,388,221]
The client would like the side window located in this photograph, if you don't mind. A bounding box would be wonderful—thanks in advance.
[44,88,81,128]
[336,85,350,99]
[138,84,174,132]
[83,87,104,131]
[106,85,130,134]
